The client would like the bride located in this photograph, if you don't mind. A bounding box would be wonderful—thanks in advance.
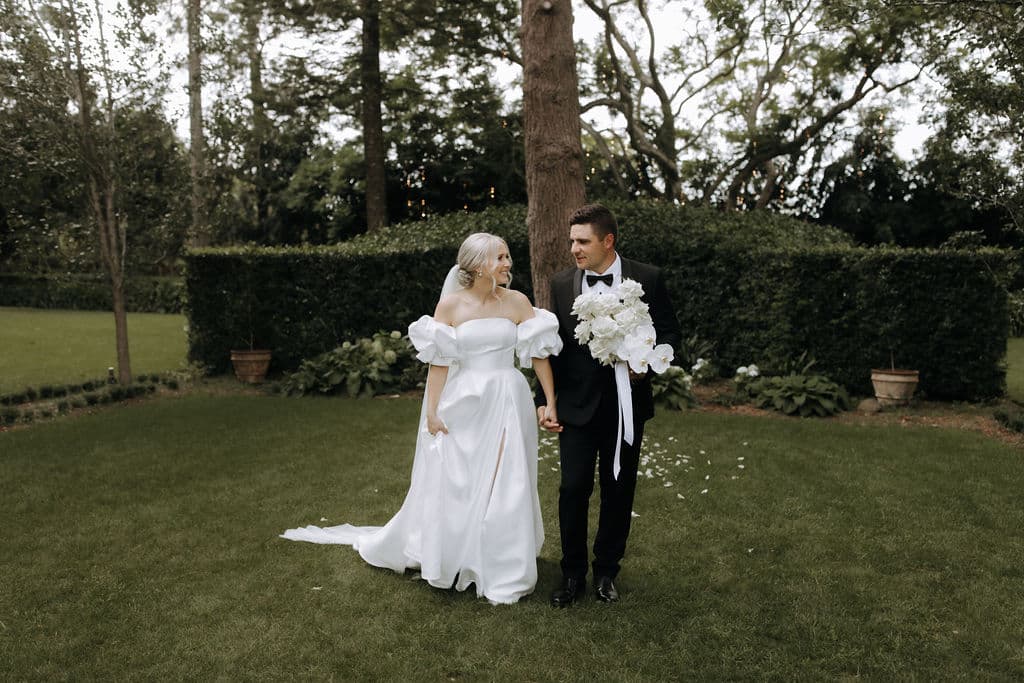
[282,232,562,605]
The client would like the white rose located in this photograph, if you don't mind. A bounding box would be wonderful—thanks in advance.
[613,307,641,330]
[591,315,619,340]
[619,279,644,302]
[574,320,592,343]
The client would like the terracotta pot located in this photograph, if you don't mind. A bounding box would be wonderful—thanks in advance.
[870,368,919,407]
[230,349,272,383]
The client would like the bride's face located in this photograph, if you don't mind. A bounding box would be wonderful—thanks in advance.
[483,243,512,285]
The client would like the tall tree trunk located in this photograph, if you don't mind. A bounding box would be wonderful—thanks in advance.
[521,0,585,310]
[245,3,268,232]
[69,1,131,383]
[187,0,209,246]
[361,0,387,232]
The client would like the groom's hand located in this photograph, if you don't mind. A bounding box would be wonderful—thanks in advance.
[537,406,563,433]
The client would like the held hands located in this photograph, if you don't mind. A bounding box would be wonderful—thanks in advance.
[537,405,562,433]
[426,413,448,436]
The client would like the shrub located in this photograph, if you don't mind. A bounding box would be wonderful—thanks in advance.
[652,367,697,410]
[84,392,100,406]
[745,374,851,417]
[281,331,425,398]
[0,273,185,313]
[1,407,18,425]
[57,400,70,414]
[994,406,1024,433]
[184,202,1011,400]
[1009,290,1024,337]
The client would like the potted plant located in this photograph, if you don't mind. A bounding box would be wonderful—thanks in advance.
[231,336,272,384]
[871,351,919,407]
[229,254,272,383]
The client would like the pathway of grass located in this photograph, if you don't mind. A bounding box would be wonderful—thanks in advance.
[0,307,187,393]
[2,395,1022,679]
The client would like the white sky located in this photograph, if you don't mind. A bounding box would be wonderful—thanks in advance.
[148,0,931,160]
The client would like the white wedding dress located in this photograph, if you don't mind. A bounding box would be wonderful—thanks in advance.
[281,310,562,605]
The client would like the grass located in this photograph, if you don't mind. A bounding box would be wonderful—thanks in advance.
[0,307,187,394]
[2,393,1023,679]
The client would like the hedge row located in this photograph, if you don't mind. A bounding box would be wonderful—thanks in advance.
[0,273,184,313]
[184,201,1011,400]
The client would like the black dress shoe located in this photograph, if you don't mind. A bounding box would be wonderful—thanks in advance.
[550,576,585,608]
[594,575,619,603]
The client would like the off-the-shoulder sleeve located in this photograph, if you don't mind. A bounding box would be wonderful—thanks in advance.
[516,308,563,366]
[407,315,458,366]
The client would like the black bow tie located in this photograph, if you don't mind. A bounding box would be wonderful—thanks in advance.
[586,273,614,287]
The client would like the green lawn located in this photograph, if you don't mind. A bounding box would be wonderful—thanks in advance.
[2,395,1022,679]
[0,307,187,393]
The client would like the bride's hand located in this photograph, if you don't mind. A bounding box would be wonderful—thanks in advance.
[427,413,448,436]
[538,405,562,433]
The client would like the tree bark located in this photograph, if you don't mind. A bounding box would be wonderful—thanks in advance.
[521,0,585,310]
[245,2,268,232]
[361,0,388,232]
[68,0,131,383]
[187,0,209,246]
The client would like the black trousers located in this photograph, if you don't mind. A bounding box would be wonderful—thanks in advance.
[557,386,645,580]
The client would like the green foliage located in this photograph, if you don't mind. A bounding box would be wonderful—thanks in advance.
[0,375,176,410]
[993,406,1024,434]
[815,120,1016,248]
[185,201,1010,400]
[744,373,852,418]
[651,366,697,411]
[0,274,185,313]
[184,201,844,373]
[1008,291,1024,338]
[281,331,424,398]
[678,332,718,379]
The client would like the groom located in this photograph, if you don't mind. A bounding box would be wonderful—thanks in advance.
[537,203,681,607]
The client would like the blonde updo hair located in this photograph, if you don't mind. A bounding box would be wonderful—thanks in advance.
[456,232,512,291]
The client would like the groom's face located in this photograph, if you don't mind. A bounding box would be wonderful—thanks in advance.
[570,223,615,274]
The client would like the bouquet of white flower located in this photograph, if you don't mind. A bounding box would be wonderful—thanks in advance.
[572,278,675,374]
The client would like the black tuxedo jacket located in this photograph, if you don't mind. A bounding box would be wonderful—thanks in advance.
[537,257,682,427]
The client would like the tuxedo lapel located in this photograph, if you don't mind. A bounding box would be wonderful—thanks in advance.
[572,268,583,300]
[620,257,635,285]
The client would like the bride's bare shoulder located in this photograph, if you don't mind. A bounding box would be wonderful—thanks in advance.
[433,294,461,324]
[502,289,534,319]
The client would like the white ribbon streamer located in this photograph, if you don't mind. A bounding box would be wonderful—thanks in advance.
[612,362,634,480]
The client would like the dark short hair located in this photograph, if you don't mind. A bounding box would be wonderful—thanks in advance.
[569,203,618,240]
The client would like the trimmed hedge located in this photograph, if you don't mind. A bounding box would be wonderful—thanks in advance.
[184,201,1011,400]
[0,273,184,313]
